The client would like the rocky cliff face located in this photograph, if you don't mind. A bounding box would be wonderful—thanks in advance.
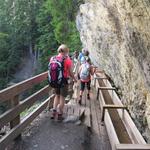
[76,0,150,142]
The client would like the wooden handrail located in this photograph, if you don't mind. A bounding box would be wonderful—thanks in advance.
[0,85,50,128]
[0,59,78,149]
[0,71,48,103]
[116,144,150,150]
[95,70,147,147]
[98,87,116,90]
[0,95,55,149]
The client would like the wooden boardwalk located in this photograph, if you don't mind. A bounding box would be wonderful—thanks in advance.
[63,82,111,150]
[89,87,111,150]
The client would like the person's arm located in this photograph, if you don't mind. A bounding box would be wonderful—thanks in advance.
[67,59,77,82]
[69,68,77,82]
[90,66,96,75]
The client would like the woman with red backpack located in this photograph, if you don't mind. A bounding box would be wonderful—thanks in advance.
[48,44,77,121]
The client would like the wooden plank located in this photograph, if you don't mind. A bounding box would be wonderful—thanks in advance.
[92,75,113,150]
[79,106,85,120]
[104,110,120,150]
[102,105,127,122]
[95,77,108,80]
[103,105,127,109]
[0,72,48,103]
[122,110,146,144]
[116,144,150,150]
[84,107,91,127]
[67,104,73,116]
[0,95,55,149]
[103,76,146,144]
[0,85,49,128]
[73,105,79,117]
[98,87,116,90]
[10,95,20,139]
[82,89,86,106]
[90,92,103,150]
[84,90,91,127]
[96,74,132,145]
[63,104,68,115]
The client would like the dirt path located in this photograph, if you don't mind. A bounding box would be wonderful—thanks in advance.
[9,111,86,150]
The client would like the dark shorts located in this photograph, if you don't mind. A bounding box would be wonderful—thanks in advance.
[53,85,68,97]
[80,80,91,91]
[53,78,68,97]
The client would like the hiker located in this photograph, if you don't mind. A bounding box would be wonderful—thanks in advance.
[48,44,77,120]
[80,49,90,64]
[78,57,96,104]
[78,48,86,63]
[73,50,79,64]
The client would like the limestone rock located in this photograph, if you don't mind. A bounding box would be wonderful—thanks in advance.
[77,0,150,142]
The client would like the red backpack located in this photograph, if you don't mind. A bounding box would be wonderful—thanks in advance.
[48,56,66,88]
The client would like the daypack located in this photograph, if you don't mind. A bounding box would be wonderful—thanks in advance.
[48,56,65,88]
[80,62,90,81]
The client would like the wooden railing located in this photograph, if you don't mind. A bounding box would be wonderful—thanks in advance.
[0,60,79,149]
[94,72,150,150]
[0,71,55,149]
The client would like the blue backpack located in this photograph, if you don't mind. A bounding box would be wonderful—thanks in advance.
[80,62,90,80]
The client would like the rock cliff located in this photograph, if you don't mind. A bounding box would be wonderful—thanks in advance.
[76,0,150,142]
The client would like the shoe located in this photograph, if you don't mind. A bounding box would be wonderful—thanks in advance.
[78,95,82,105]
[87,94,90,100]
[50,109,57,119]
[57,114,63,121]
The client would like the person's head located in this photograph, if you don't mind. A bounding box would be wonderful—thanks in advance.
[74,50,79,57]
[86,57,91,64]
[82,48,86,54]
[57,44,69,56]
[84,50,89,56]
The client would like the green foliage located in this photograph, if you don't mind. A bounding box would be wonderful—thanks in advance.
[36,0,83,70]
[0,0,43,89]
[46,0,82,50]
[0,0,82,89]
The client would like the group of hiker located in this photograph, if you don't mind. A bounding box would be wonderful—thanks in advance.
[48,44,96,121]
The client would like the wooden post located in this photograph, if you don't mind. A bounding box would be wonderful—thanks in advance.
[101,105,127,122]
[10,95,21,140]
[97,88,100,100]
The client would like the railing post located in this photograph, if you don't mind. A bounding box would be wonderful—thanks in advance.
[10,95,21,140]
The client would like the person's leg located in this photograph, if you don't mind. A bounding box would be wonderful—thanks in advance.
[87,80,91,99]
[57,85,68,120]
[58,95,65,114]
[79,81,85,104]
[53,95,60,110]
[51,88,60,119]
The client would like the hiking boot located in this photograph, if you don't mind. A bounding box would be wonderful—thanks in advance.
[50,109,57,119]
[87,94,90,100]
[57,114,63,121]
[78,95,82,105]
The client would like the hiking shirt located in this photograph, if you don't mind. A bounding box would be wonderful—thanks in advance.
[79,52,84,61]
[57,54,72,78]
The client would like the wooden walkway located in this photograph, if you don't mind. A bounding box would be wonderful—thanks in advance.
[89,87,111,150]
[63,81,111,150]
